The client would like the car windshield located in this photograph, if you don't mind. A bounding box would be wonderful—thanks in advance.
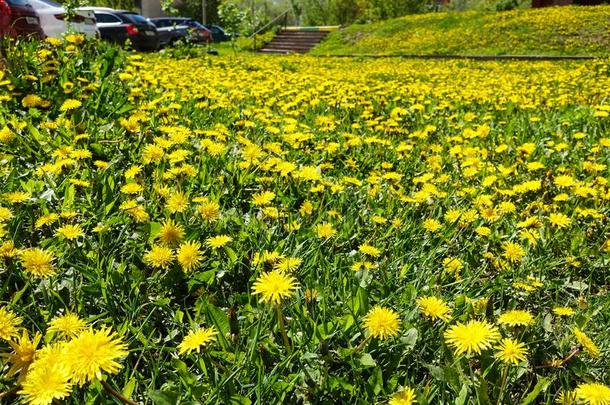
[186,20,205,29]
[7,0,30,6]
[123,12,148,24]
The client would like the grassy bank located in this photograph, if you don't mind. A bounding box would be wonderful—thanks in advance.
[312,5,610,56]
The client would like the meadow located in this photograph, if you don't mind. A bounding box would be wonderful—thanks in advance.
[312,5,610,56]
[0,37,609,404]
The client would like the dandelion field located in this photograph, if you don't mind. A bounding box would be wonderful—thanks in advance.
[1,38,610,404]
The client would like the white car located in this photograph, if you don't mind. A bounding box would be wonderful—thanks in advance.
[26,0,99,38]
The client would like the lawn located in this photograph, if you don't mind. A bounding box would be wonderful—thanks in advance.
[0,37,609,404]
[312,5,610,56]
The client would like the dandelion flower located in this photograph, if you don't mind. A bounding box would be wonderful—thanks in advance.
[444,320,500,356]
[55,224,84,240]
[315,222,336,239]
[251,270,298,304]
[359,244,381,257]
[65,328,128,385]
[423,218,442,232]
[573,328,600,358]
[497,310,535,327]
[166,191,189,213]
[417,296,451,321]
[575,382,610,405]
[176,241,203,272]
[59,99,82,112]
[273,256,302,272]
[495,338,528,365]
[252,190,275,206]
[0,306,22,341]
[19,345,72,405]
[548,213,571,229]
[177,326,217,355]
[144,245,174,269]
[6,330,42,380]
[20,248,56,277]
[48,313,87,338]
[553,307,575,317]
[158,219,185,245]
[389,387,416,405]
[206,235,232,249]
[363,306,401,340]
[502,242,525,263]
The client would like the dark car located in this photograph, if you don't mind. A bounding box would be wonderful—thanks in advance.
[81,7,159,51]
[149,17,210,45]
[0,0,44,39]
[203,24,230,42]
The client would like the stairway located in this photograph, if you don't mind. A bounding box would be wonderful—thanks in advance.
[260,27,336,54]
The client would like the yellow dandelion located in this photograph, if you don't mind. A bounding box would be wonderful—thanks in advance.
[444,320,501,356]
[59,99,82,112]
[65,328,128,385]
[315,222,336,239]
[502,242,525,263]
[20,248,56,277]
[575,382,610,405]
[0,307,22,341]
[251,269,298,304]
[573,328,600,358]
[55,224,84,240]
[359,244,381,257]
[206,235,232,249]
[144,245,174,269]
[177,326,217,355]
[363,306,401,340]
[389,387,417,405]
[19,344,73,405]
[176,241,203,272]
[273,256,302,272]
[252,190,275,206]
[494,338,528,365]
[417,296,451,321]
[497,310,535,327]
[553,307,575,317]
[6,330,42,380]
[47,313,87,338]
[166,191,189,213]
[158,219,185,245]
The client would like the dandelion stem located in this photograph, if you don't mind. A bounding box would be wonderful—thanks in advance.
[496,366,509,405]
[355,335,372,352]
[276,302,291,353]
[101,380,139,405]
[0,385,19,399]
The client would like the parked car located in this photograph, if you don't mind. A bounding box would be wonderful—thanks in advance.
[203,24,230,42]
[0,0,44,39]
[149,17,210,46]
[26,0,98,39]
[80,7,159,51]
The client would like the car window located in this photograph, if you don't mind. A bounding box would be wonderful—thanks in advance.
[123,12,148,24]
[35,0,61,6]
[151,19,166,27]
[25,0,55,8]
[187,20,204,29]
[95,12,122,23]
[7,0,30,6]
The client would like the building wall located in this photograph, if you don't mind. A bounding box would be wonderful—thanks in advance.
[140,0,165,17]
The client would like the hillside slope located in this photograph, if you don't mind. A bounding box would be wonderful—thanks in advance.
[312,6,610,56]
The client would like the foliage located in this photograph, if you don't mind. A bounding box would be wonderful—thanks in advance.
[1,34,610,404]
[313,5,610,55]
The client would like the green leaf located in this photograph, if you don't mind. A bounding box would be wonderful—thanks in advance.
[454,383,468,405]
[122,377,136,399]
[206,303,230,349]
[519,377,553,405]
[359,353,377,368]
[147,390,179,405]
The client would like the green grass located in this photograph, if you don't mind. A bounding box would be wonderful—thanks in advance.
[312,5,610,56]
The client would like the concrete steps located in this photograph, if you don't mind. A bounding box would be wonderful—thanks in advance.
[260,29,333,54]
